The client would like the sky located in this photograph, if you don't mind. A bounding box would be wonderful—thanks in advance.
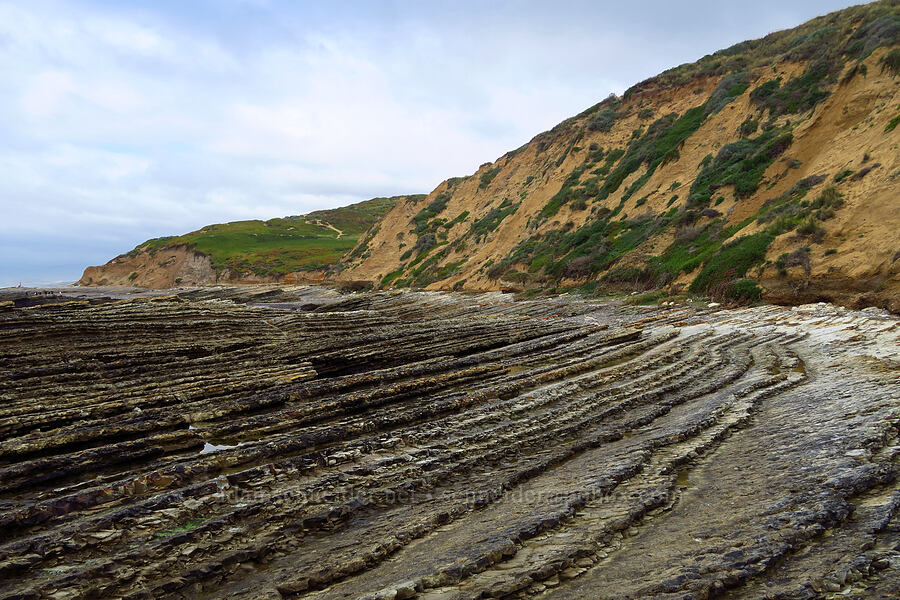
[0,0,862,286]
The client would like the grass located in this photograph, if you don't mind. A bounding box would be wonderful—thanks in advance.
[154,518,210,538]
[136,196,409,277]
[625,290,669,305]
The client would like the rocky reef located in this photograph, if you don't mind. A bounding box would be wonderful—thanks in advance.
[0,287,898,599]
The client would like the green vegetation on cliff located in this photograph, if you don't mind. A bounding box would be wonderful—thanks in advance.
[368,1,898,306]
[135,196,416,277]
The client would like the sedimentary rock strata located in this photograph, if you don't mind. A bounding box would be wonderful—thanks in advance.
[0,287,898,599]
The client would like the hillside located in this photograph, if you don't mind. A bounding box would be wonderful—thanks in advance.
[338,1,900,311]
[79,195,421,287]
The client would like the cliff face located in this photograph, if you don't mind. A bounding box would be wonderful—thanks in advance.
[79,246,219,288]
[339,1,900,311]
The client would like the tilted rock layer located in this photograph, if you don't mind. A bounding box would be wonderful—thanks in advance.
[0,286,898,599]
[340,2,900,311]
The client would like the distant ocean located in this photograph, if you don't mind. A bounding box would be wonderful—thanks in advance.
[0,280,76,289]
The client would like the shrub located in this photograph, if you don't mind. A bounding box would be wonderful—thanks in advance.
[749,79,780,105]
[479,166,502,189]
[597,106,706,201]
[470,200,519,237]
[879,48,900,76]
[851,163,880,180]
[540,167,586,218]
[793,174,827,191]
[833,169,855,182]
[738,117,759,137]
[844,13,900,61]
[413,193,450,234]
[776,248,811,275]
[602,265,654,286]
[796,219,825,242]
[810,186,844,212]
[675,224,706,244]
[414,233,437,253]
[689,232,773,293]
[689,128,793,205]
[749,58,838,116]
[128,272,138,281]
[705,72,750,115]
[381,268,404,287]
[723,279,763,303]
[587,109,619,132]
[638,108,654,120]
[562,255,595,279]
[625,290,668,305]
[486,261,512,280]
[444,211,470,228]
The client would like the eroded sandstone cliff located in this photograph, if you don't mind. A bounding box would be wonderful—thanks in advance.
[339,2,900,311]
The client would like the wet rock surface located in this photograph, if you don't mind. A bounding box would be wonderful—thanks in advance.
[0,286,898,599]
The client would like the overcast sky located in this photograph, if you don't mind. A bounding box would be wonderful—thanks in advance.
[0,0,862,286]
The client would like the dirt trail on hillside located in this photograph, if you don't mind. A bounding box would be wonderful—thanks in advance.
[308,219,343,238]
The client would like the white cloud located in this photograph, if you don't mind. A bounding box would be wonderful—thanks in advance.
[83,17,174,59]
[20,72,75,119]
